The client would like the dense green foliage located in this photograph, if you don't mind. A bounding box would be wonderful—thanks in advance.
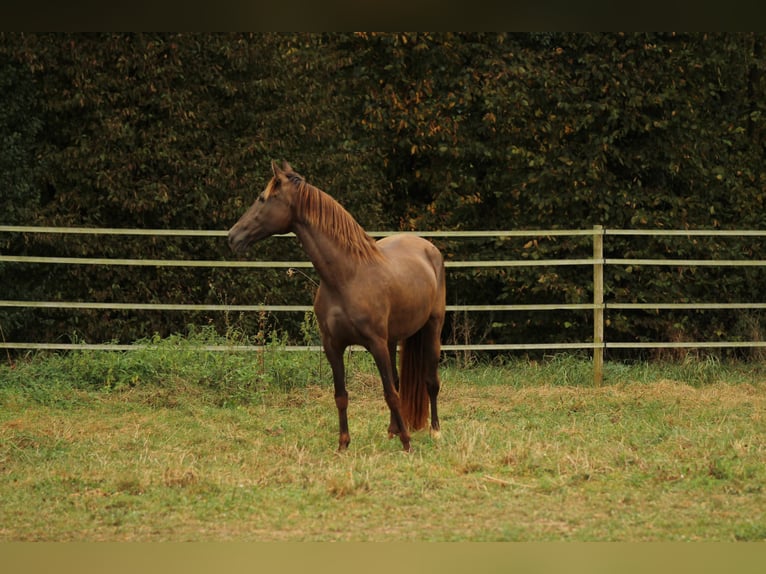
[1,33,766,354]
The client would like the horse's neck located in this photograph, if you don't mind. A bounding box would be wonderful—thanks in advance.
[291,222,360,288]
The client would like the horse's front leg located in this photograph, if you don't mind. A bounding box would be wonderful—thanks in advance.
[323,341,350,451]
[370,338,410,452]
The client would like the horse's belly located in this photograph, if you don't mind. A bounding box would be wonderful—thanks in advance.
[315,285,432,346]
[385,281,438,339]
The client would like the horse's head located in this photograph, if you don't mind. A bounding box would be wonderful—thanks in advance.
[228,161,300,253]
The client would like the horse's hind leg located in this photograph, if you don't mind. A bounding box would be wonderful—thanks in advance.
[387,339,402,438]
[424,316,443,438]
[323,341,350,451]
[370,338,410,451]
[389,339,400,391]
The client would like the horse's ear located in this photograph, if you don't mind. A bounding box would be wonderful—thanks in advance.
[271,160,283,177]
[282,161,294,173]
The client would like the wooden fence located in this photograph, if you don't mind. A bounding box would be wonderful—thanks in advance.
[3,225,766,385]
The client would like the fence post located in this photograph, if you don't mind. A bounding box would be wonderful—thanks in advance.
[593,225,605,386]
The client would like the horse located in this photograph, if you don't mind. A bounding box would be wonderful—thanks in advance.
[228,161,446,452]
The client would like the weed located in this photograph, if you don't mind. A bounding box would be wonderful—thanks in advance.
[734,522,766,541]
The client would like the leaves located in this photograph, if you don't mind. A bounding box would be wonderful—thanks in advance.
[1,33,766,353]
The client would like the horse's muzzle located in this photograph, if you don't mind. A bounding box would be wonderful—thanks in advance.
[227,228,246,253]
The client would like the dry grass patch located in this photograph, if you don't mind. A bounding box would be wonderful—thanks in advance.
[2,354,766,540]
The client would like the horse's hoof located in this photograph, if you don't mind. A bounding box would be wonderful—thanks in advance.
[337,433,350,452]
[430,428,442,440]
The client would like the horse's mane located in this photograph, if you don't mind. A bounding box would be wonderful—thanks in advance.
[289,173,382,263]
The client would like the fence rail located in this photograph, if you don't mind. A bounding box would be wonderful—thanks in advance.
[3,225,766,385]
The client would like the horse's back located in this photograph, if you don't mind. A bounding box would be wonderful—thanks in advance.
[377,233,446,319]
[377,234,444,279]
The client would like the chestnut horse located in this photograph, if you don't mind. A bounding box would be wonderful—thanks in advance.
[228,161,445,451]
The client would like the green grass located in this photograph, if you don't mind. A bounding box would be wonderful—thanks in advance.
[1,333,766,541]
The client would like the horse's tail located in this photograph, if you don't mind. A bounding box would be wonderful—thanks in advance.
[399,327,431,431]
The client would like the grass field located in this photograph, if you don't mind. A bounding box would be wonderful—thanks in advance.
[1,336,766,541]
